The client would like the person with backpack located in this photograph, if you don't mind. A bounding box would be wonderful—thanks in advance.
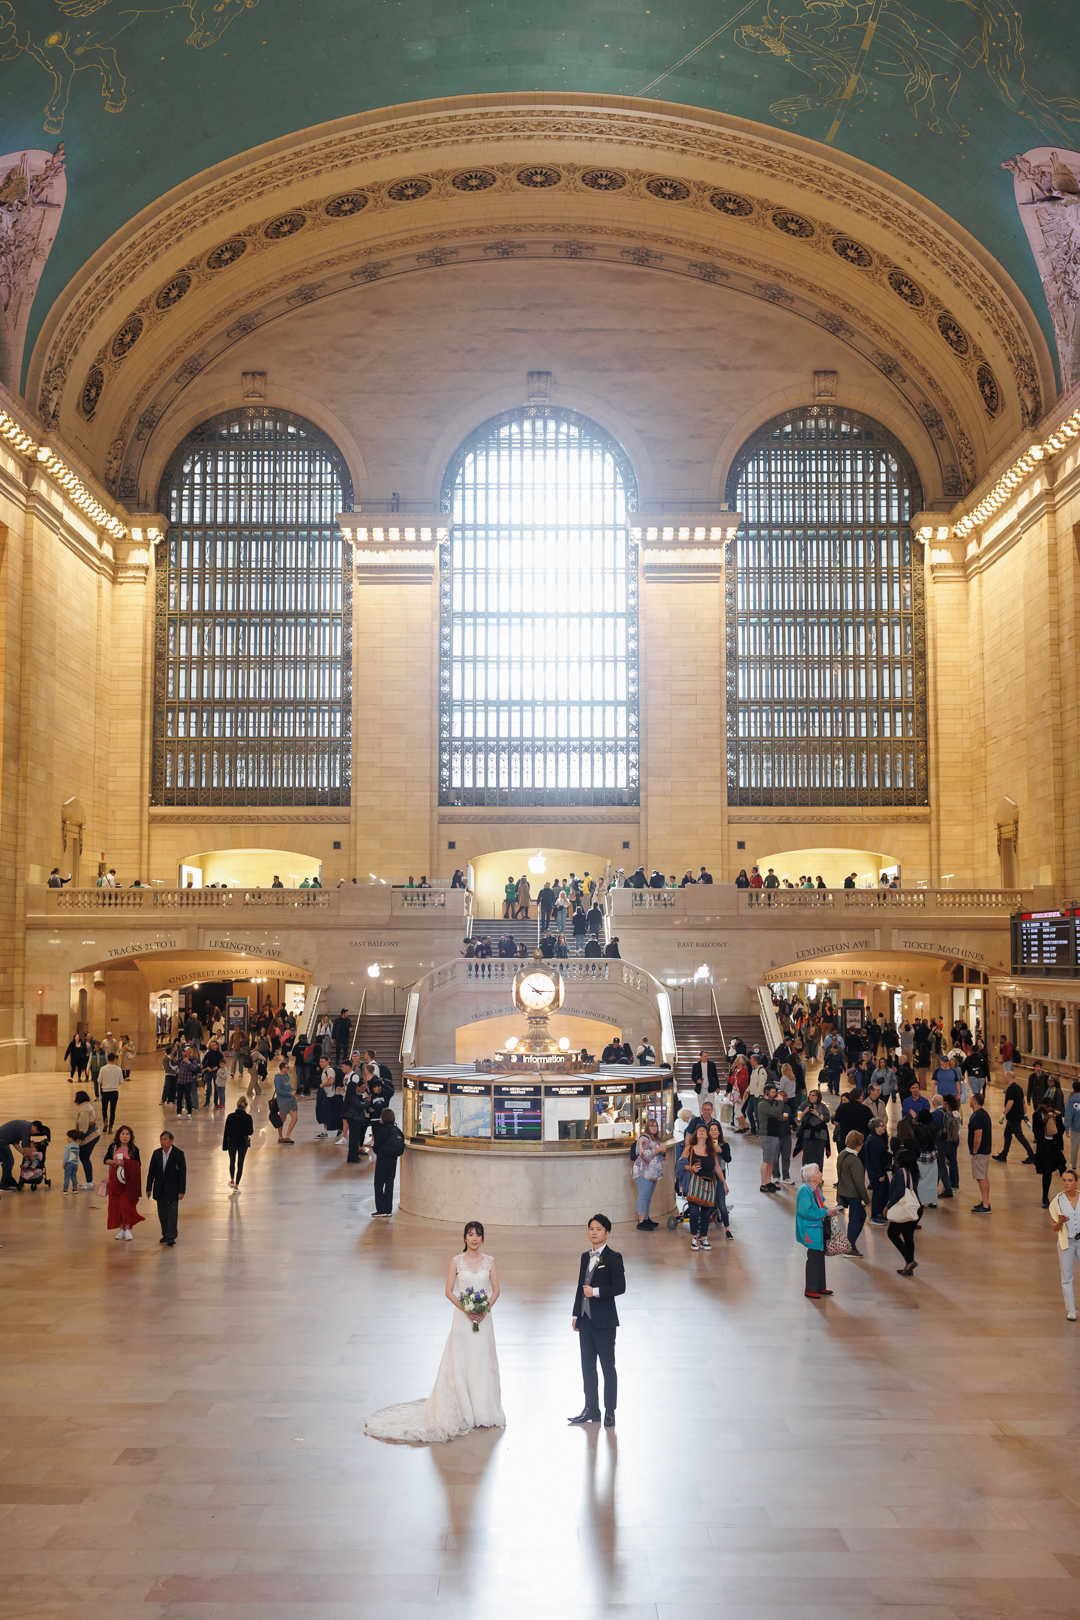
[371,1107,405,1217]
[934,1093,961,1195]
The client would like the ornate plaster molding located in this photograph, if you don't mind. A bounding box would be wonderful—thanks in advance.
[104,219,982,508]
[32,99,1047,474]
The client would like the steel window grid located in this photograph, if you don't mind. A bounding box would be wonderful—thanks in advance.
[152,409,352,807]
[725,409,927,807]
[439,408,639,807]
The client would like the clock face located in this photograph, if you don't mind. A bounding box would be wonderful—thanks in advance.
[519,972,556,1010]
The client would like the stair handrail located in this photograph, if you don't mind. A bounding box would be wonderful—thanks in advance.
[400,990,419,1065]
[302,984,324,1040]
[348,989,367,1059]
[755,984,784,1055]
[711,987,726,1055]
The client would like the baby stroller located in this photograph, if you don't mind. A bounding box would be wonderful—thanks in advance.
[17,1126,51,1191]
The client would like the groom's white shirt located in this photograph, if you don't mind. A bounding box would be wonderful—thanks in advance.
[583,1243,605,1316]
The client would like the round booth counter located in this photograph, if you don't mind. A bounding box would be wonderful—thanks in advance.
[400,1140,677,1228]
[398,1063,678,1226]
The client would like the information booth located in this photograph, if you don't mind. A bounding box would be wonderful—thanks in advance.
[402,1066,676,1148]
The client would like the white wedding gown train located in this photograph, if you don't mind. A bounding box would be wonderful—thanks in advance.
[365,1253,506,1444]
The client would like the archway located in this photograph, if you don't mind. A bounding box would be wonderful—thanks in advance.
[764,949,1002,1029]
[469,847,611,919]
[179,849,323,889]
[69,948,313,1052]
[752,847,898,888]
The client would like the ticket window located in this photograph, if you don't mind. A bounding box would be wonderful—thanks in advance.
[639,1089,672,1138]
[420,1091,450,1135]
[596,1090,634,1139]
[544,1093,592,1142]
[403,1086,420,1135]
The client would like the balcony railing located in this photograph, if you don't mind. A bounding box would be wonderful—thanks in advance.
[745,888,1023,913]
[47,886,332,912]
[427,956,652,994]
[390,889,447,912]
[607,885,1026,918]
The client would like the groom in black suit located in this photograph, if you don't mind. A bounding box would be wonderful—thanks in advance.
[569,1213,626,1428]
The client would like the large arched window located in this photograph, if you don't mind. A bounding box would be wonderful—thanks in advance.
[153,409,352,806]
[439,407,638,807]
[726,408,927,807]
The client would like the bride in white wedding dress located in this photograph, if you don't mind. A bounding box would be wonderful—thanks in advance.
[365,1220,506,1444]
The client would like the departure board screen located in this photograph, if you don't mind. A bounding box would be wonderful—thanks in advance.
[1012,912,1077,974]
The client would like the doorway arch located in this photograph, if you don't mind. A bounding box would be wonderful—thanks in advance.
[468,847,610,919]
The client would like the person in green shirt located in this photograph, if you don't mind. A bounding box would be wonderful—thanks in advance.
[503,877,517,919]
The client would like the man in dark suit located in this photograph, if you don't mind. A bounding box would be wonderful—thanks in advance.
[691,1050,719,1100]
[569,1214,626,1428]
[145,1131,187,1246]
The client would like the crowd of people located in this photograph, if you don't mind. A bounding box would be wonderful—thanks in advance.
[0,1001,409,1246]
[734,867,903,889]
[5,987,1080,1318]
[661,1002,1080,1317]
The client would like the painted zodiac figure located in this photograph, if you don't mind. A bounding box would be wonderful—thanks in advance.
[0,0,259,132]
[736,0,1080,140]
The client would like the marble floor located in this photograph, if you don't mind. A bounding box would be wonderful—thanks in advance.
[0,1060,1078,1620]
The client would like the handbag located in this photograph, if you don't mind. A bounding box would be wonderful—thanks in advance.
[886,1182,920,1223]
[686,1171,717,1207]
[825,1211,852,1257]
[95,1178,108,1198]
[829,1211,854,1257]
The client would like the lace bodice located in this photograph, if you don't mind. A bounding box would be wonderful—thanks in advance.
[454,1251,493,1295]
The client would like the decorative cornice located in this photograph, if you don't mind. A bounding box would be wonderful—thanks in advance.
[438,809,640,824]
[148,809,350,823]
[630,510,741,541]
[0,396,128,540]
[727,811,931,823]
[642,548,724,582]
[354,549,437,584]
[339,512,449,545]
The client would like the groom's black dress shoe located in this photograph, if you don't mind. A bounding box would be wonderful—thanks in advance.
[568,1409,601,1424]
[604,1412,615,1428]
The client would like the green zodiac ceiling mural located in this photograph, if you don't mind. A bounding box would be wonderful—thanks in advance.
[0,0,1077,386]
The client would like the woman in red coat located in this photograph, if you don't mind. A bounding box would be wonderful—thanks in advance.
[103,1126,145,1240]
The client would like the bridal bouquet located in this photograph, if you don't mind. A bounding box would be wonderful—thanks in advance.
[458,1287,490,1332]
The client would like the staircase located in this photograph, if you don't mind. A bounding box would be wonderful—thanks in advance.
[353,1012,407,1086]
[469,917,539,954]
[672,1012,723,1093]
[717,1012,769,1056]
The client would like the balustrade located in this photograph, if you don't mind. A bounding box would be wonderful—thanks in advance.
[49,886,331,912]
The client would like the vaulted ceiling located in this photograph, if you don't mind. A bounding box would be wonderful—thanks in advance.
[3,0,1078,385]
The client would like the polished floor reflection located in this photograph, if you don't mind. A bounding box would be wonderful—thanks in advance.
[1,1061,1078,1620]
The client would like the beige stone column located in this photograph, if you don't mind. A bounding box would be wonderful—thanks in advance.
[342,516,440,883]
[0,493,28,1071]
[109,528,158,880]
[924,535,975,886]
[633,515,736,880]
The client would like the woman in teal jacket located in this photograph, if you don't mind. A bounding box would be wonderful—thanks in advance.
[796,1163,833,1298]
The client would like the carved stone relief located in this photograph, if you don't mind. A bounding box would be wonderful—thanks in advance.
[1004,147,1080,389]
